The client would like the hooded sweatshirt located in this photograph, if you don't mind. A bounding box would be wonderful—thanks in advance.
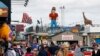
[5,48,16,56]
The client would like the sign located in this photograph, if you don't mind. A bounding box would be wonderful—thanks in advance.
[0,1,8,17]
[62,35,73,40]
[95,35,100,38]
[15,24,24,32]
[95,38,100,44]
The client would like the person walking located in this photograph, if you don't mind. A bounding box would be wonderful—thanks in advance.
[25,47,33,56]
[49,41,59,56]
[16,44,24,56]
[74,44,83,56]
[38,44,50,56]
[56,42,70,56]
[92,44,100,56]
[5,44,16,56]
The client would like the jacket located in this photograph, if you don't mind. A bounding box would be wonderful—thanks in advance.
[92,49,100,56]
[5,48,16,56]
[25,53,33,56]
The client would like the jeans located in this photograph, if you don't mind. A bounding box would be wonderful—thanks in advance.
[50,20,57,33]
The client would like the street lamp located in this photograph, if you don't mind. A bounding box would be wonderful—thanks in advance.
[60,6,65,28]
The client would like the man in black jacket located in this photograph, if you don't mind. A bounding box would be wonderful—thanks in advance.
[92,44,100,56]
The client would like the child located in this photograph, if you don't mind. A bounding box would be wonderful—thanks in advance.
[32,48,38,56]
[25,47,33,56]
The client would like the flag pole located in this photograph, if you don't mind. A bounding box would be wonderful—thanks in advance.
[40,18,43,32]
[60,6,65,29]
[60,6,65,30]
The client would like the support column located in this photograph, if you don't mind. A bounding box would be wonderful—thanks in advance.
[87,35,90,46]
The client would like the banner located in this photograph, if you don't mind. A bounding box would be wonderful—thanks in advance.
[62,35,73,40]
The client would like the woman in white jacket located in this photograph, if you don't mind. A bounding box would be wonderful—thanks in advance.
[6,48,16,56]
[5,43,16,56]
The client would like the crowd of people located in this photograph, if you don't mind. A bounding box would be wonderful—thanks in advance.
[1,40,99,56]
[0,22,100,56]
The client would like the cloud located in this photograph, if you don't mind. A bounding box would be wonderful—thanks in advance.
[11,0,100,26]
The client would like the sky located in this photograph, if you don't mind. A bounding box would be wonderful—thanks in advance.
[11,0,100,26]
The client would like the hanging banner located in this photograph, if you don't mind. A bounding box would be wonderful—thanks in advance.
[95,38,100,44]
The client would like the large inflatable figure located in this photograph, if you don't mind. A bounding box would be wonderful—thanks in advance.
[49,7,58,33]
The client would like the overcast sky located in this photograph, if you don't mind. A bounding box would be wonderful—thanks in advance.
[11,0,100,26]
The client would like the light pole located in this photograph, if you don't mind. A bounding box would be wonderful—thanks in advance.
[40,18,43,32]
[60,6,65,28]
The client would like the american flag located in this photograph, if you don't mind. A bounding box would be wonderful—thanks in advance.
[22,13,32,24]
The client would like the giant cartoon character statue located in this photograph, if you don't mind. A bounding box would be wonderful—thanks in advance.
[49,7,58,33]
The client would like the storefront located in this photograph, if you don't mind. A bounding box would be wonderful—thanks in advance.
[88,32,100,45]
[52,32,83,45]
